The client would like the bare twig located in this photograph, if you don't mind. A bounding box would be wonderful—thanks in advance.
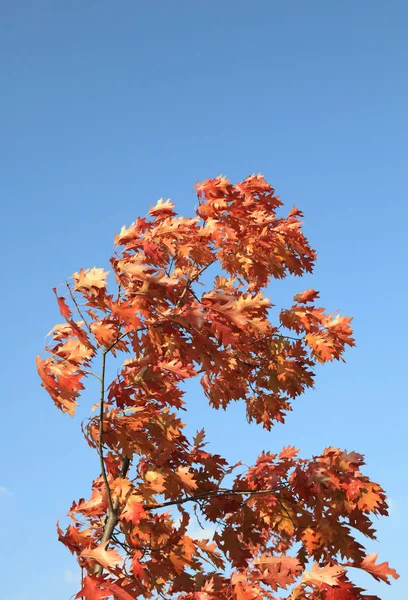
[272,333,302,343]
[81,368,102,382]
[66,282,96,341]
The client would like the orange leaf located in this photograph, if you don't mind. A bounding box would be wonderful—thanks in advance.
[278,446,299,460]
[149,197,176,216]
[121,496,147,525]
[90,321,117,347]
[293,288,320,304]
[359,553,399,584]
[73,267,109,292]
[75,575,106,599]
[53,288,72,319]
[80,541,122,570]
[176,466,197,491]
[157,359,197,379]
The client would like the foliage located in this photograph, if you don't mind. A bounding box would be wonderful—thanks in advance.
[37,175,398,599]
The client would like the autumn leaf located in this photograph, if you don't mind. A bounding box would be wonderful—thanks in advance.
[55,338,94,364]
[294,289,320,304]
[149,197,176,216]
[75,575,108,599]
[132,553,144,578]
[107,581,139,600]
[75,488,107,517]
[302,563,343,587]
[157,359,197,379]
[356,482,385,513]
[144,469,166,493]
[358,553,399,584]
[110,477,132,502]
[53,288,72,319]
[278,446,299,460]
[80,542,122,570]
[322,576,381,600]
[288,205,304,218]
[254,555,303,590]
[232,572,260,600]
[73,267,109,292]
[176,466,197,491]
[121,496,147,525]
[90,321,117,347]
[193,428,206,448]
[77,577,137,600]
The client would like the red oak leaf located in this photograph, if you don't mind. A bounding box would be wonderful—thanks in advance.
[358,553,399,584]
[80,542,122,570]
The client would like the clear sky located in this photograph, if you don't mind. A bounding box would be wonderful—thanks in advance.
[1,1,407,599]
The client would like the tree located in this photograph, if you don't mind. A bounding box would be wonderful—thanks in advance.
[37,175,398,599]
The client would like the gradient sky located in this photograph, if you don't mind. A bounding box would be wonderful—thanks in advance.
[1,2,407,599]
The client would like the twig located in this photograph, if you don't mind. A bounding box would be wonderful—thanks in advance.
[66,282,95,341]
[271,333,302,343]
[144,486,282,510]
[165,255,175,277]
[105,325,149,354]
[175,259,216,309]
[82,368,102,382]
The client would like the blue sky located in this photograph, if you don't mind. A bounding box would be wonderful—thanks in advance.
[1,1,407,598]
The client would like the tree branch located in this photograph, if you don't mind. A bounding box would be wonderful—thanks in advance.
[144,486,282,510]
[98,351,114,515]
[66,282,96,341]
[93,455,130,576]
[175,259,216,309]
[94,346,131,576]
[105,325,149,354]
[272,333,302,342]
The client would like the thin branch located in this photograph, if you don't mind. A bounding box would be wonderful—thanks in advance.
[196,259,216,279]
[175,259,216,309]
[81,368,102,382]
[94,454,130,576]
[111,532,132,553]
[271,333,302,342]
[275,496,298,528]
[66,282,95,341]
[93,344,131,576]
[144,486,283,510]
[165,254,175,277]
[105,325,148,354]
[98,351,114,515]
